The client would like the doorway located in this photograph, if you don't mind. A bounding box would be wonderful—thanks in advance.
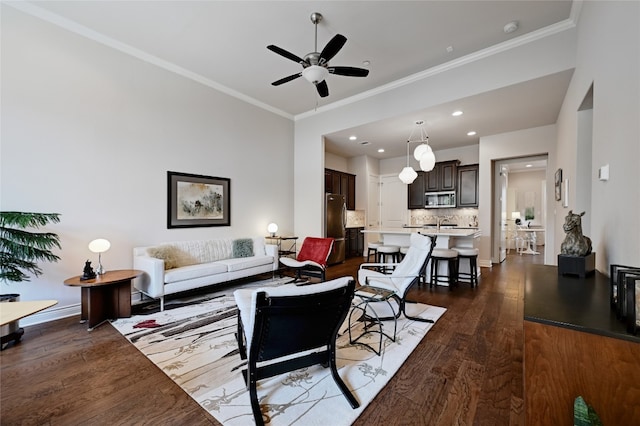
[493,155,549,264]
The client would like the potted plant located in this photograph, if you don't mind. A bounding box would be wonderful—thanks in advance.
[0,211,61,348]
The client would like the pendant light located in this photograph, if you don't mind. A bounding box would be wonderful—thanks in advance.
[398,120,437,184]
[398,139,418,184]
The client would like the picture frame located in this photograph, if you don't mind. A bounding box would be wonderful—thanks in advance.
[555,168,562,201]
[167,171,230,228]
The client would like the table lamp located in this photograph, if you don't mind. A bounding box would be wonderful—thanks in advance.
[267,223,278,237]
[88,238,111,275]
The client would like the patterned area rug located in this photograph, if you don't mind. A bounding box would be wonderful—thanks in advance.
[112,278,446,425]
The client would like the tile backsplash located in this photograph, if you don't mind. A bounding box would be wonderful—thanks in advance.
[409,208,479,227]
[346,210,365,228]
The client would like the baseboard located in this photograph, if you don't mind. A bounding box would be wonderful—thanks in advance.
[19,303,80,328]
[19,290,148,328]
[479,259,493,268]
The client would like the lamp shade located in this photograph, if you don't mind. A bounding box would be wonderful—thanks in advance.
[511,212,521,220]
[302,65,328,84]
[267,223,278,236]
[419,150,436,172]
[88,238,111,253]
[413,143,432,161]
[399,166,418,184]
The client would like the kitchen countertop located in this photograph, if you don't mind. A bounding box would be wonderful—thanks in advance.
[362,228,481,237]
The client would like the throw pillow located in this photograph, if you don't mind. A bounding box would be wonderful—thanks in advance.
[233,238,254,258]
[147,245,179,270]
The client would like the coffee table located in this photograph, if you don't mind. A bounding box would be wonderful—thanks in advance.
[64,269,142,330]
[1,300,58,349]
[348,286,398,355]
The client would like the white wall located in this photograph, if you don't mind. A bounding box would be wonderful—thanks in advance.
[0,7,294,325]
[479,125,557,265]
[555,1,640,270]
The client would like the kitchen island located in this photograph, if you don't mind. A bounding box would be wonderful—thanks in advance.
[362,227,480,249]
[362,227,481,285]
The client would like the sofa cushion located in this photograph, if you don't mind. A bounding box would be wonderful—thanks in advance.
[147,245,180,270]
[233,238,254,258]
[164,239,234,266]
[164,262,228,284]
[218,255,274,272]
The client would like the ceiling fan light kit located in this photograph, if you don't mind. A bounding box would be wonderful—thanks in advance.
[267,12,369,98]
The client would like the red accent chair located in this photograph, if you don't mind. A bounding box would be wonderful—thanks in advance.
[279,237,334,283]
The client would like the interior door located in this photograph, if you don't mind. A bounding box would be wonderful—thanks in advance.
[380,175,407,228]
[494,163,508,263]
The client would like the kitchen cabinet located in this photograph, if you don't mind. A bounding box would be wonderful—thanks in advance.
[407,171,426,209]
[457,164,479,207]
[426,160,458,191]
[407,160,460,209]
[345,227,364,258]
[325,168,356,210]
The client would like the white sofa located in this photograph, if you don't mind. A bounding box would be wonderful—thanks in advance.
[133,237,278,310]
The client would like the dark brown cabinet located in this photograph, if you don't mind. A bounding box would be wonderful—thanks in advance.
[407,160,460,209]
[325,168,356,210]
[408,171,427,209]
[457,164,479,207]
[345,227,364,258]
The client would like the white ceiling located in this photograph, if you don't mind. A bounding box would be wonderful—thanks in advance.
[19,0,575,160]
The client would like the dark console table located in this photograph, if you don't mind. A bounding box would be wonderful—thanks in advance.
[523,265,640,425]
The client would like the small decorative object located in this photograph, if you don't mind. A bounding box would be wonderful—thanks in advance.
[88,238,111,275]
[167,171,230,228]
[561,211,592,256]
[80,260,96,281]
[558,210,595,277]
[555,168,562,201]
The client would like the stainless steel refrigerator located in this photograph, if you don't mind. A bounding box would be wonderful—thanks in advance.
[325,193,346,265]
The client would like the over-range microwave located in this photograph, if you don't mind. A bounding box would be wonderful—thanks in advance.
[425,191,456,208]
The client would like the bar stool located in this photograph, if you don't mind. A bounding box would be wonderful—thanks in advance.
[399,246,409,260]
[430,248,459,289]
[367,241,384,262]
[376,245,400,273]
[452,247,479,287]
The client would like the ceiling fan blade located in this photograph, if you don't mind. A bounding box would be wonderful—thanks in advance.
[271,73,302,86]
[316,80,329,98]
[267,45,307,65]
[328,66,370,77]
[319,34,347,64]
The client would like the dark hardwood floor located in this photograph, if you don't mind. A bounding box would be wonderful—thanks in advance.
[1,249,544,425]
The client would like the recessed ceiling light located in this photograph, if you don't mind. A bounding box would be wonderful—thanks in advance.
[349,135,357,141]
[467,131,476,136]
[526,164,533,168]
[452,110,463,117]
[378,148,385,153]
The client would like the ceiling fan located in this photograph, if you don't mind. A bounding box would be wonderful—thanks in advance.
[267,12,369,98]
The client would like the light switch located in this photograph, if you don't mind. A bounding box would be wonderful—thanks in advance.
[598,164,609,181]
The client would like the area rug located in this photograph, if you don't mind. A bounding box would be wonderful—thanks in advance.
[112,278,446,425]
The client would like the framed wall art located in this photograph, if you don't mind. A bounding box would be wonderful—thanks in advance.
[555,168,562,201]
[167,171,230,228]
